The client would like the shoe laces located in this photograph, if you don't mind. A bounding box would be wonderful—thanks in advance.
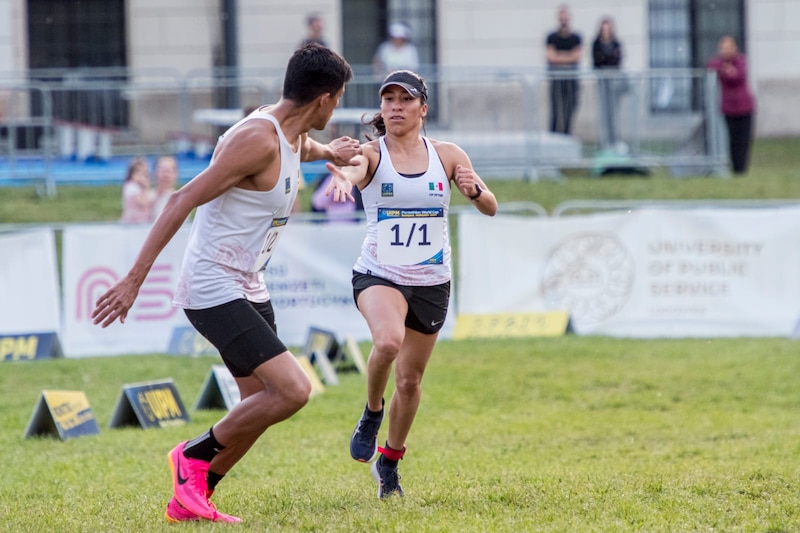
[379,462,401,492]
[356,415,381,445]
[190,461,210,494]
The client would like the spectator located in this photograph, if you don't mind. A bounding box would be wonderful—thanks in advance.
[546,5,582,135]
[592,17,625,150]
[120,157,154,224]
[310,172,362,222]
[151,155,178,221]
[373,22,419,78]
[299,13,328,49]
[707,35,756,175]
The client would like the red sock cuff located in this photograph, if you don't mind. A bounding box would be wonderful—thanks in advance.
[378,444,406,461]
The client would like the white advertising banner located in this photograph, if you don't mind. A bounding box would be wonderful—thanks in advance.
[0,228,60,334]
[61,221,370,357]
[265,221,371,347]
[458,207,800,337]
[62,224,192,357]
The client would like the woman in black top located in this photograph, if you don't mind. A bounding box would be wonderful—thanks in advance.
[592,17,624,149]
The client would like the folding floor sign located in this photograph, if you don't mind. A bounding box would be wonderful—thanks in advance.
[24,389,99,440]
[309,348,339,385]
[304,326,341,364]
[108,379,189,429]
[339,334,367,374]
[295,355,325,397]
[194,364,241,411]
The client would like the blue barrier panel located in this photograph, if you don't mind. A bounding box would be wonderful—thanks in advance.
[0,332,62,362]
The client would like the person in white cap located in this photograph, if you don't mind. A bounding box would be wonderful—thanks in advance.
[325,69,497,499]
[373,23,420,78]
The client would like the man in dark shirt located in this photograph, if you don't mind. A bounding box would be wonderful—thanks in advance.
[546,6,582,135]
[299,13,328,49]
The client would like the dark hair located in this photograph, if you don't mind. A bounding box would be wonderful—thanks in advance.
[306,13,322,26]
[283,43,353,106]
[366,70,428,139]
[595,17,615,39]
[124,157,148,182]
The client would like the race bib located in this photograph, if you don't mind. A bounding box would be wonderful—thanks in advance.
[376,208,444,265]
[249,217,288,272]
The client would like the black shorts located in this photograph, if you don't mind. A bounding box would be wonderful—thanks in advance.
[184,299,287,378]
[352,271,450,335]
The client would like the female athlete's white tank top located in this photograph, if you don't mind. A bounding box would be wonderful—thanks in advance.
[354,136,451,286]
[174,111,301,309]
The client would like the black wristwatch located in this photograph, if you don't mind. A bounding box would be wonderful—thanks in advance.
[468,184,483,200]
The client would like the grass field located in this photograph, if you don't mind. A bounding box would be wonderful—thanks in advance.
[1,138,799,531]
[2,336,799,532]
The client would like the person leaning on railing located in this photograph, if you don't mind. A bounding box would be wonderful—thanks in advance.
[592,16,625,151]
[707,35,756,175]
[546,5,582,135]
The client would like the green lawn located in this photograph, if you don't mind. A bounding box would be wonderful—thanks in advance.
[1,138,799,531]
[1,336,799,532]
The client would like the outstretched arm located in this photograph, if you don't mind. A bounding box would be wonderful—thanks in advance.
[324,153,370,204]
[302,134,362,166]
[92,124,278,327]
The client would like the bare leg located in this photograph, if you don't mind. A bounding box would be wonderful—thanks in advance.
[208,352,311,475]
[356,285,408,412]
[386,328,438,449]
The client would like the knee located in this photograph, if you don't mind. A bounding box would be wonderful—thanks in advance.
[371,330,403,359]
[394,372,422,397]
[282,375,312,412]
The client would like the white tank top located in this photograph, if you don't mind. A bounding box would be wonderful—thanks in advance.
[354,136,451,286]
[174,111,301,309]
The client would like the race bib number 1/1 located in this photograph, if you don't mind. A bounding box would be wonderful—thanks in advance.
[249,217,288,272]
[376,208,444,265]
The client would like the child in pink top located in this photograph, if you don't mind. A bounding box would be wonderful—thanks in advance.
[120,157,155,223]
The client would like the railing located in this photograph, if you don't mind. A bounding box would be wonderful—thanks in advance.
[0,66,727,196]
[0,80,55,196]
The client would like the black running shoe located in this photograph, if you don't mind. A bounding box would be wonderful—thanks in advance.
[371,456,404,499]
[350,402,383,462]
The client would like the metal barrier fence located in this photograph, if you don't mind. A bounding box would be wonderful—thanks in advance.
[0,80,55,196]
[551,199,800,217]
[0,66,727,196]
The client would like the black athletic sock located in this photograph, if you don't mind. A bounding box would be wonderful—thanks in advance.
[380,454,399,469]
[380,441,403,469]
[366,398,384,417]
[183,427,225,463]
[207,471,225,493]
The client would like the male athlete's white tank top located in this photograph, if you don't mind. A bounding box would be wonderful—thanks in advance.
[354,136,451,286]
[174,111,301,309]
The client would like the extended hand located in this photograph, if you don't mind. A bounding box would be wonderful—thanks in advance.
[91,275,142,328]
[328,136,362,166]
[324,162,356,203]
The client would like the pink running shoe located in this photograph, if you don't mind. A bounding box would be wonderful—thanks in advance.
[164,496,241,523]
[167,441,215,520]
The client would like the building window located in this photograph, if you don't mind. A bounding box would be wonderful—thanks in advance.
[648,0,745,112]
[27,0,128,127]
[341,0,437,112]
